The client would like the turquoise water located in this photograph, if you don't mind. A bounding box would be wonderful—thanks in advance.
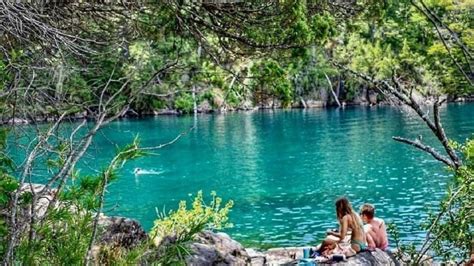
[17,104,474,247]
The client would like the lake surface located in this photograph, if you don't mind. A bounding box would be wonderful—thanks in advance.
[39,104,474,247]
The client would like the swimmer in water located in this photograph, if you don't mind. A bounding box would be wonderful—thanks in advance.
[134,168,163,175]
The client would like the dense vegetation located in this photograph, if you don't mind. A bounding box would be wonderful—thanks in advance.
[0,0,472,264]
[0,1,472,119]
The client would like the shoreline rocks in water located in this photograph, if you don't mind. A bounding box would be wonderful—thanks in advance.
[3,95,473,125]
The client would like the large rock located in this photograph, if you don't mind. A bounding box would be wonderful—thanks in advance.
[19,184,59,219]
[7,118,29,124]
[352,85,369,105]
[153,108,179,115]
[247,248,266,265]
[249,246,399,266]
[239,100,257,111]
[305,100,326,108]
[368,91,378,105]
[98,216,148,249]
[198,99,212,113]
[186,231,251,265]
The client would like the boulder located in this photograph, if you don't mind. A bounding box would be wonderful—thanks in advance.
[247,248,266,265]
[153,109,179,115]
[186,231,251,265]
[239,100,257,111]
[368,91,378,105]
[98,216,148,249]
[198,99,212,113]
[19,185,148,251]
[19,184,58,219]
[352,86,368,105]
[305,100,326,108]
[260,247,302,265]
[7,118,29,124]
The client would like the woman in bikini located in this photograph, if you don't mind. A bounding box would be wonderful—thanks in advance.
[326,197,367,256]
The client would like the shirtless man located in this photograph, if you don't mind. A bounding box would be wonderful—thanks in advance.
[326,197,367,256]
[360,203,389,250]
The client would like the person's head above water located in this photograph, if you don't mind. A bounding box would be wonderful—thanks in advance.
[335,197,353,220]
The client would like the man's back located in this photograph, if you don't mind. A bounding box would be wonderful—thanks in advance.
[368,218,388,250]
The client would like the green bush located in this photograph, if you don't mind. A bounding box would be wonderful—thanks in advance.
[174,94,194,114]
[15,207,94,265]
[150,191,233,264]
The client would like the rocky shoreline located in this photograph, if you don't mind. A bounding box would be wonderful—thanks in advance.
[97,215,400,265]
[2,94,473,125]
[13,184,400,265]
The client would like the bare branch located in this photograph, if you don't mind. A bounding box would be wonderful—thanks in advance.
[392,136,455,168]
[84,125,194,264]
[333,60,462,169]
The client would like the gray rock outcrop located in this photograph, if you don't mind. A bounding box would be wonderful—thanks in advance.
[186,231,251,265]
[98,216,148,249]
[248,246,399,266]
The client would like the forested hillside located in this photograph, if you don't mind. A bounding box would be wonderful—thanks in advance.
[1,0,472,120]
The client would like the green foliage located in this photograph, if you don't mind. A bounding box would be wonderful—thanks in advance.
[62,137,145,210]
[338,0,473,96]
[311,12,337,41]
[422,138,474,262]
[0,129,17,258]
[390,138,474,263]
[387,223,419,263]
[1,1,473,264]
[9,138,147,264]
[152,191,233,241]
[150,191,233,265]
[97,242,150,265]
[15,207,93,265]
[174,94,194,114]
[250,60,293,107]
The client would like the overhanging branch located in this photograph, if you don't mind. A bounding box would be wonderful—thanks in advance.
[392,136,455,168]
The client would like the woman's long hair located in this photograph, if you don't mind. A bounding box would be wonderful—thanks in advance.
[335,197,353,220]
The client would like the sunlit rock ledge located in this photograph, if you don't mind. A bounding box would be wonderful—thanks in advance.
[247,246,398,265]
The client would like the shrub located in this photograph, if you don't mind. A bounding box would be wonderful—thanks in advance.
[150,191,233,264]
[174,94,194,114]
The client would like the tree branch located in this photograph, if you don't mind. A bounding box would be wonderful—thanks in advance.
[392,136,455,168]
